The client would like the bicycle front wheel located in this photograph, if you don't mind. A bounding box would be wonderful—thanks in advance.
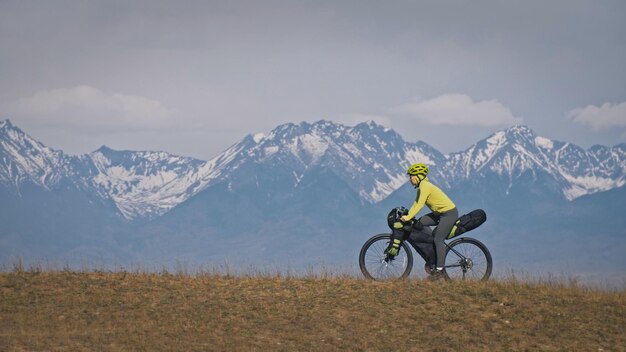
[443,237,492,281]
[359,233,413,280]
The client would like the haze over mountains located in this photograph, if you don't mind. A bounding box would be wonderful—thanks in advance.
[1,119,625,279]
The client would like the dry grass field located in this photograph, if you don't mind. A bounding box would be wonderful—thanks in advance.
[1,268,625,351]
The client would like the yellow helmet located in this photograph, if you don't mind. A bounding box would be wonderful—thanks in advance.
[407,163,429,176]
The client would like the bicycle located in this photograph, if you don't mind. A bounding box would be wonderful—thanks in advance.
[358,212,493,281]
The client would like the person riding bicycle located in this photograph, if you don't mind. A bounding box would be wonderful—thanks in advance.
[386,163,459,280]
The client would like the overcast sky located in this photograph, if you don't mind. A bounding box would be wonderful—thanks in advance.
[1,0,625,159]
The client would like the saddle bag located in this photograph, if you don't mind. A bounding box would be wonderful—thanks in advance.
[447,209,487,239]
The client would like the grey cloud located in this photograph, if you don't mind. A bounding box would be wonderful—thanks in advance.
[1,0,625,159]
[393,94,522,127]
[7,86,176,132]
[570,101,626,130]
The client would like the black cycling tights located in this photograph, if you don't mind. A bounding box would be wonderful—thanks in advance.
[418,208,458,268]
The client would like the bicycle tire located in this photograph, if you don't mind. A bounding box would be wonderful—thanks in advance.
[443,237,492,281]
[359,233,413,280]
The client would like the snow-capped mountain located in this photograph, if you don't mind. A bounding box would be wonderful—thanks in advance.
[0,120,104,194]
[1,119,624,221]
[0,119,445,219]
[207,120,445,203]
[89,146,211,219]
[0,119,71,189]
[436,125,625,199]
[71,120,444,219]
[540,140,625,199]
[3,118,626,274]
[0,120,204,219]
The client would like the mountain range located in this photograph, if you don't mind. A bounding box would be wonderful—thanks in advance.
[1,119,625,279]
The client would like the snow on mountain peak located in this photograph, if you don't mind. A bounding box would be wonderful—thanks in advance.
[484,130,507,152]
[437,124,626,200]
[1,119,21,139]
[0,119,20,132]
[88,146,210,219]
[296,133,329,163]
[535,136,554,150]
[227,120,441,203]
[0,120,68,189]
[252,133,265,143]
[505,124,535,137]
[1,120,624,220]
[312,119,336,129]
[355,120,382,130]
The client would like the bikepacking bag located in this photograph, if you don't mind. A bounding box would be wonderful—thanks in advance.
[408,228,436,265]
[387,206,410,231]
[447,209,487,239]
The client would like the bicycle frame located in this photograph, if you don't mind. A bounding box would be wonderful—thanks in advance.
[442,242,470,272]
[409,238,465,266]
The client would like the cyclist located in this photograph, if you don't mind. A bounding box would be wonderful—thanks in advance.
[386,163,458,280]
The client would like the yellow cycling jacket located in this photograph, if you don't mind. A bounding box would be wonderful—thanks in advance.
[406,178,456,219]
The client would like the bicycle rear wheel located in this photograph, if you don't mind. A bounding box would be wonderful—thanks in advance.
[443,237,492,281]
[359,234,413,280]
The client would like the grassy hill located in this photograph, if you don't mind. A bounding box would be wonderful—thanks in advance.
[1,269,624,351]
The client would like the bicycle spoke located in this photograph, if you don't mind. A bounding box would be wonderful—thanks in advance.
[360,234,414,281]
[443,239,492,281]
[360,235,410,280]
